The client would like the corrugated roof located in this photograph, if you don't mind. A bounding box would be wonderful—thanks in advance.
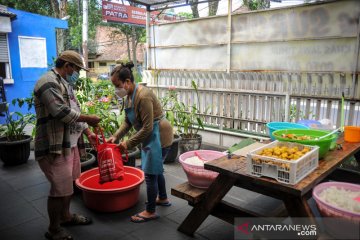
[0,5,16,18]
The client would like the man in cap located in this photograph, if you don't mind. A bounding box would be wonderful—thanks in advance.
[34,50,100,240]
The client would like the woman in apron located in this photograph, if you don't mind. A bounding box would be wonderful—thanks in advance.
[108,63,174,223]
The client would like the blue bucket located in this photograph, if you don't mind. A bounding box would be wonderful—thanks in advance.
[266,122,310,140]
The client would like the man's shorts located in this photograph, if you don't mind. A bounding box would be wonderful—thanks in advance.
[38,147,81,197]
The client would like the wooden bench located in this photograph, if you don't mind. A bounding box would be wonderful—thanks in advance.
[172,181,288,228]
[171,182,206,205]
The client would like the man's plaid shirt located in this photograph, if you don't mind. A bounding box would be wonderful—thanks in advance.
[33,69,86,160]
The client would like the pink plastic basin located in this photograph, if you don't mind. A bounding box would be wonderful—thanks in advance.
[313,182,360,239]
[179,150,226,189]
[313,182,360,221]
[75,166,144,212]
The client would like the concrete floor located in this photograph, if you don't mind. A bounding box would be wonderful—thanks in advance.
[0,144,322,240]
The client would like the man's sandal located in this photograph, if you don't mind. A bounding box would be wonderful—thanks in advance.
[61,214,92,226]
[45,229,73,240]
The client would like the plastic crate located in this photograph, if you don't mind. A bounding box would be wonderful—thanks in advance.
[246,141,319,185]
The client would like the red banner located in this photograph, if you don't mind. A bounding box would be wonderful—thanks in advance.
[102,1,185,26]
[102,1,157,26]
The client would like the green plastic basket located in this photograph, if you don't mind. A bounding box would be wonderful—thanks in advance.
[272,129,337,159]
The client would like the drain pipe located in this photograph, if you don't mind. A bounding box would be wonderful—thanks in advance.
[201,126,271,142]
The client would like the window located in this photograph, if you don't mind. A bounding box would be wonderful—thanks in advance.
[88,62,94,69]
[0,33,12,82]
[99,62,107,67]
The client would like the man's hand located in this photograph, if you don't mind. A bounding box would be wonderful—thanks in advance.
[87,132,97,148]
[84,128,97,148]
[86,115,101,127]
[78,114,101,127]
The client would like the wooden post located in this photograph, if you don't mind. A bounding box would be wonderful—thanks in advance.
[82,0,88,76]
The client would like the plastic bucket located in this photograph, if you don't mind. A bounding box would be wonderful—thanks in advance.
[272,129,337,158]
[266,122,309,140]
[75,166,144,212]
[344,126,360,143]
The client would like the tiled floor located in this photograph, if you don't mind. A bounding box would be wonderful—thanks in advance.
[0,145,321,240]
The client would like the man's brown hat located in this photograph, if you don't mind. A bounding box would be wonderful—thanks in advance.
[58,50,88,71]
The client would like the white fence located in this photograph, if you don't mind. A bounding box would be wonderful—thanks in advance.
[143,70,360,136]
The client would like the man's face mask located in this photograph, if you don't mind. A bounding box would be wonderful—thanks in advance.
[115,87,127,98]
[66,71,80,85]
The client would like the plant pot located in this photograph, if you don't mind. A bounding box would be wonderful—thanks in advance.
[164,134,181,163]
[81,152,96,172]
[0,135,32,166]
[179,134,202,154]
[123,147,140,167]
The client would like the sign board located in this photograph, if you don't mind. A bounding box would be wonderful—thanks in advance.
[102,1,156,25]
[19,37,47,68]
[102,1,184,26]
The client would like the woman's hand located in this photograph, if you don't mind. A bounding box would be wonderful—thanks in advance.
[106,136,117,143]
[117,141,128,153]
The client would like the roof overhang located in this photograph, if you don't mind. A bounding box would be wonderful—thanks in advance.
[126,0,219,11]
[0,5,16,19]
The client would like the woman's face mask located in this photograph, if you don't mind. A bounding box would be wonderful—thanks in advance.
[115,87,127,98]
[66,70,80,85]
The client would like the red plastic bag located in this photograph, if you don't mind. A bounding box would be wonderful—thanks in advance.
[95,128,128,184]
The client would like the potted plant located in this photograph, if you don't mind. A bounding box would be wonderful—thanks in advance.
[161,86,182,163]
[75,78,140,167]
[0,98,35,166]
[163,81,208,155]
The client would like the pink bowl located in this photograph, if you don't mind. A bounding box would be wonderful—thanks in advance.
[313,182,360,222]
[179,150,226,188]
[75,166,144,212]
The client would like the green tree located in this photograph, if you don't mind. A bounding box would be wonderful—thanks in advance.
[243,0,270,10]
[189,0,199,18]
[0,0,53,16]
[208,0,220,16]
[65,0,102,52]
[177,12,193,19]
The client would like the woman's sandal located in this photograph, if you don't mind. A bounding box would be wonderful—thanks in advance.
[130,213,160,223]
[145,200,172,207]
[45,229,73,240]
[61,214,92,226]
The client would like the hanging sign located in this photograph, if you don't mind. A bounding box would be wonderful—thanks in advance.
[102,1,157,26]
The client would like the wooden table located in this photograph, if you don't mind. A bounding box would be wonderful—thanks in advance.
[172,136,360,236]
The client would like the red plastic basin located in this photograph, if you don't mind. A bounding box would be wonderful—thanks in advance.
[75,166,144,212]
